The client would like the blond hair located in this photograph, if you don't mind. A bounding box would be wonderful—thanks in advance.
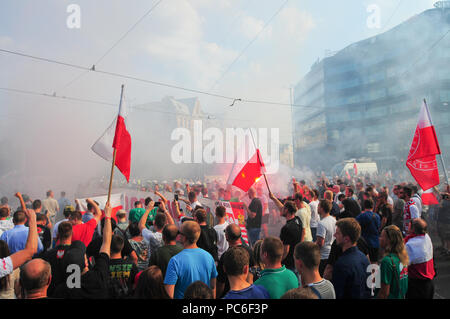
[382,225,409,266]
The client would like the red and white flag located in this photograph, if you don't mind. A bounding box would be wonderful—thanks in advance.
[406,100,441,191]
[92,85,131,182]
[76,193,124,222]
[421,188,439,206]
[353,161,358,176]
[219,201,249,245]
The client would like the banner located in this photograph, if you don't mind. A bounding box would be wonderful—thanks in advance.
[75,193,124,221]
[217,200,249,245]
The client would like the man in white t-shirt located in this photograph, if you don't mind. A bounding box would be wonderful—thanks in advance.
[213,206,229,259]
[138,201,175,256]
[309,190,320,242]
[315,199,336,276]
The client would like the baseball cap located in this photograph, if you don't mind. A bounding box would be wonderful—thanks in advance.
[62,241,87,273]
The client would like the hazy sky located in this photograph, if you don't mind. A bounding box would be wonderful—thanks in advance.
[0,0,439,196]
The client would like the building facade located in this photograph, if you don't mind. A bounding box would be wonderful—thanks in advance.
[293,3,450,174]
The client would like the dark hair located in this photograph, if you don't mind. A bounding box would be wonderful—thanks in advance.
[188,191,196,201]
[342,198,361,218]
[223,246,249,276]
[261,236,283,264]
[144,197,153,206]
[69,211,82,221]
[402,186,413,198]
[13,210,26,224]
[284,200,297,216]
[215,206,226,218]
[0,207,8,218]
[128,222,141,238]
[32,199,41,210]
[194,209,207,223]
[134,201,142,207]
[411,218,427,235]
[294,193,303,202]
[319,199,332,214]
[0,240,11,291]
[111,234,124,254]
[337,194,346,201]
[162,224,179,242]
[134,266,169,299]
[58,221,73,241]
[336,218,361,244]
[346,186,354,195]
[225,224,241,242]
[87,201,99,211]
[363,198,374,210]
[154,213,167,230]
[294,241,320,269]
[0,197,7,205]
[183,281,213,299]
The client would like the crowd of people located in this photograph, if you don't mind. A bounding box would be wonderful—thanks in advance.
[0,173,449,300]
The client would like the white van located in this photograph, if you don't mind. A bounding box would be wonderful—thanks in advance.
[331,160,378,177]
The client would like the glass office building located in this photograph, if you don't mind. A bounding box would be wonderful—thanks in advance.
[293,3,450,173]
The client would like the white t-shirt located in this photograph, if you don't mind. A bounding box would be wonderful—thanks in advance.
[0,256,13,279]
[142,228,164,256]
[214,221,230,259]
[309,200,320,229]
[295,208,312,242]
[316,215,336,260]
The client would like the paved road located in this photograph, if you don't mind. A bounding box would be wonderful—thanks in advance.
[430,231,450,299]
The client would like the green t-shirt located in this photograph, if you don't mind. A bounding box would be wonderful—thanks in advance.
[254,265,299,299]
[128,208,158,228]
[379,253,408,299]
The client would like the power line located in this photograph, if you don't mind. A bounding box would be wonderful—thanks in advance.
[208,0,290,92]
[0,48,324,109]
[56,0,165,94]
[0,86,253,123]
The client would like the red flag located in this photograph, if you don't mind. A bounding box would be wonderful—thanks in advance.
[406,100,441,190]
[421,188,439,206]
[353,162,358,176]
[113,112,131,182]
[232,149,265,192]
[346,170,351,180]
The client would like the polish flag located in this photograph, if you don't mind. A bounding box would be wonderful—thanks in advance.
[406,100,441,191]
[353,161,358,176]
[421,188,439,206]
[92,85,131,182]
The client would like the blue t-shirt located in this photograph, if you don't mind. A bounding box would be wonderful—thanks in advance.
[223,284,270,299]
[356,211,380,248]
[164,248,218,299]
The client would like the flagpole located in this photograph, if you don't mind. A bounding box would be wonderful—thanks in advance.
[424,98,449,186]
[249,128,271,193]
[107,84,125,204]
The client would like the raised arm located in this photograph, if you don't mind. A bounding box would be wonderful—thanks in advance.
[9,193,38,269]
[159,201,174,225]
[86,198,102,222]
[155,191,168,205]
[99,203,112,257]
[269,192,284,211]
[138,201,154,233]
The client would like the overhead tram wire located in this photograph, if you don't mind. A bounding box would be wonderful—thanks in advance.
[56,0,165,94]
[0,86,253,123]
[0,48,325,110]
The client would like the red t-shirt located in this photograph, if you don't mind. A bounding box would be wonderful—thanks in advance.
[71,219,98,247]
